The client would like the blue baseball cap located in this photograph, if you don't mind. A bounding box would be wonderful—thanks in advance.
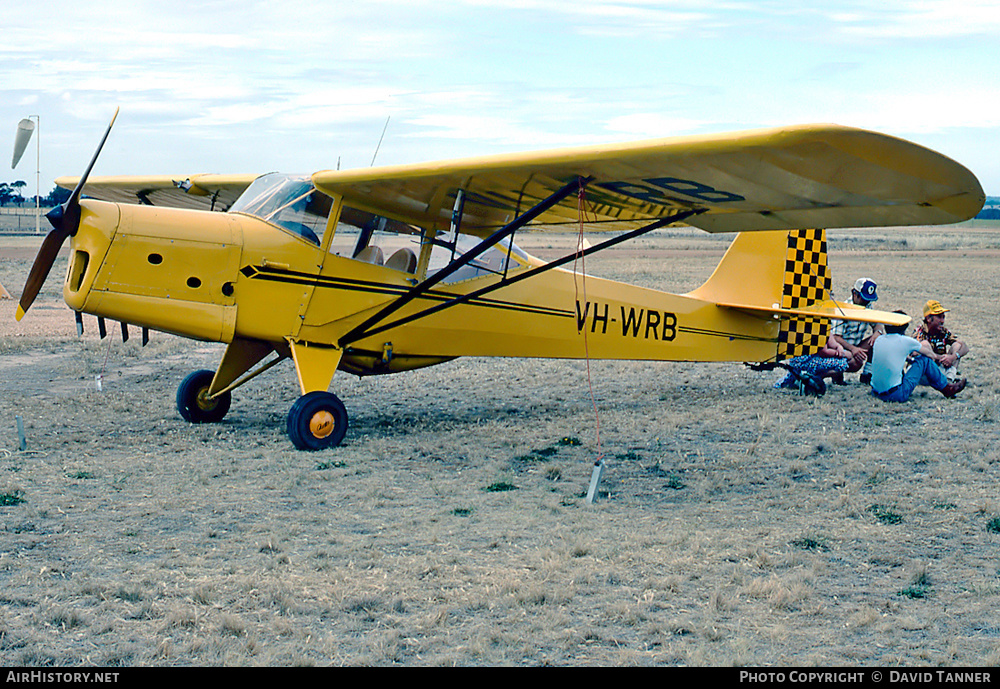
[854,278,878,302]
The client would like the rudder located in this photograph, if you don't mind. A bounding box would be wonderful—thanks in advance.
[776,229,831,360]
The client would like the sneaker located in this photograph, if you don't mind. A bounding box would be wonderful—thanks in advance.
[830,373,847,386]
[797,372,826,397]
[941,378,967,398]
[860,372,872,385]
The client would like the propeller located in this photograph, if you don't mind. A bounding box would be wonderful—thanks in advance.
[16,108,119,321]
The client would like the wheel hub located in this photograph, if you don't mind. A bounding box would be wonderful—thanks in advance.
[309,410,335,439]
[196,388,219,411]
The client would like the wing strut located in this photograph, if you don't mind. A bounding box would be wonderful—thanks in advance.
[340,207,703,346]
[448,189,466,262]
[337,176,592,348]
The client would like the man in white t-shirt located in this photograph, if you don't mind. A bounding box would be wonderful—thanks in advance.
[870,313,966,402]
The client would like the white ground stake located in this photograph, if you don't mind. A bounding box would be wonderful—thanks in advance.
[586,458,605,504]
[15,416,26,451]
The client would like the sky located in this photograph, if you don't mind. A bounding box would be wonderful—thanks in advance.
[3,0,999,199]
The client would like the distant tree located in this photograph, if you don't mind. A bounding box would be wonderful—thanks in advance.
[10,180,27,207]
[0,180,30,207]
[46,185,71,206]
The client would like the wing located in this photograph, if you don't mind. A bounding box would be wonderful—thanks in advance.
[54,173,261,212]
[312,124,984,235]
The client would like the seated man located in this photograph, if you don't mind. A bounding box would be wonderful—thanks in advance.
[870,312,966,402]
[830,277,884,385]
[914,299,970,383]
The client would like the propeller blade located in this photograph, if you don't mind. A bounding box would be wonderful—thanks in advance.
[56,108,119,237]
[16,226,72,321]
[16,108,119,321]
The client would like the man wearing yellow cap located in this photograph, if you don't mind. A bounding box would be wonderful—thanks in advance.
[914,299,969,383]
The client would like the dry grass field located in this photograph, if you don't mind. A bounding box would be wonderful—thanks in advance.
[1,224,999,667]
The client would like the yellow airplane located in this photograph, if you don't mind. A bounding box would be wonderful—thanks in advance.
[16,111,984,449]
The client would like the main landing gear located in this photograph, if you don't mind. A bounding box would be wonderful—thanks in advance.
[286,391,348,451]
[175,371,349,450]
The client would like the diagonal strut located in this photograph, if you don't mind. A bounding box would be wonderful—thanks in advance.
[338,176,591,348]
[342,208,704,344]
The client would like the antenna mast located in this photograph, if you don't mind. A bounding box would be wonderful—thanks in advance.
[370,116,390,167]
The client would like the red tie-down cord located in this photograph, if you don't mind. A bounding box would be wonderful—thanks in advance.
[573,181,605,476]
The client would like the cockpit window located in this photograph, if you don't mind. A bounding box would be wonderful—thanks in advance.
[229,173,331,245]
[427,233,528,283]
[329,206,422,264]
[330,207,530,281]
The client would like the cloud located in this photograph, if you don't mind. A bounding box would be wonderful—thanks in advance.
[405,113,589,148]
[825,0,1000,39]
[604,113,709,137]
[3,0,999,192]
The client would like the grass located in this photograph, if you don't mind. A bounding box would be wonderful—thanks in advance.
[790,535,829,552]
[868,504,904,525]
[1,232,999,666]
[898,585,931,599]
[664,474,686,490]
[899,569,933,599]
[0,490,25,506]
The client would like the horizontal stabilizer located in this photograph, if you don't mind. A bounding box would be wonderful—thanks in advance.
[719,299,911,327]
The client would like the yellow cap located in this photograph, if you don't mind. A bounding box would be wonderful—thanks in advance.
[923,300,949,317]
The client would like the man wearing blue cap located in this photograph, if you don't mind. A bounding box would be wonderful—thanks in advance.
[829,277,885,385]
[774,277,882,392]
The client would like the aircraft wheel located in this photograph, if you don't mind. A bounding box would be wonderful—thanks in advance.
[287,391,348,451]
[177,369,232,423]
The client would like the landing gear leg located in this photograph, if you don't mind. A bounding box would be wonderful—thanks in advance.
[287,391,348,450]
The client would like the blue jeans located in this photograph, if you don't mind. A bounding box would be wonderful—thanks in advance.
[874,356,948,402]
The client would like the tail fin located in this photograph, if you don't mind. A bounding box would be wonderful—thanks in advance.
[686,228,832,361]
[775,229,831,360]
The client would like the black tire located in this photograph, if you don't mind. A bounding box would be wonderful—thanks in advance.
[287,391,348,451]
[177,369,232,423]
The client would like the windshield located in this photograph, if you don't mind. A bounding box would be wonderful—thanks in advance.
[229,173,330,245]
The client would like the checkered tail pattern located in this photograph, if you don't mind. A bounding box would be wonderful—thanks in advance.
[776,229,831,360]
